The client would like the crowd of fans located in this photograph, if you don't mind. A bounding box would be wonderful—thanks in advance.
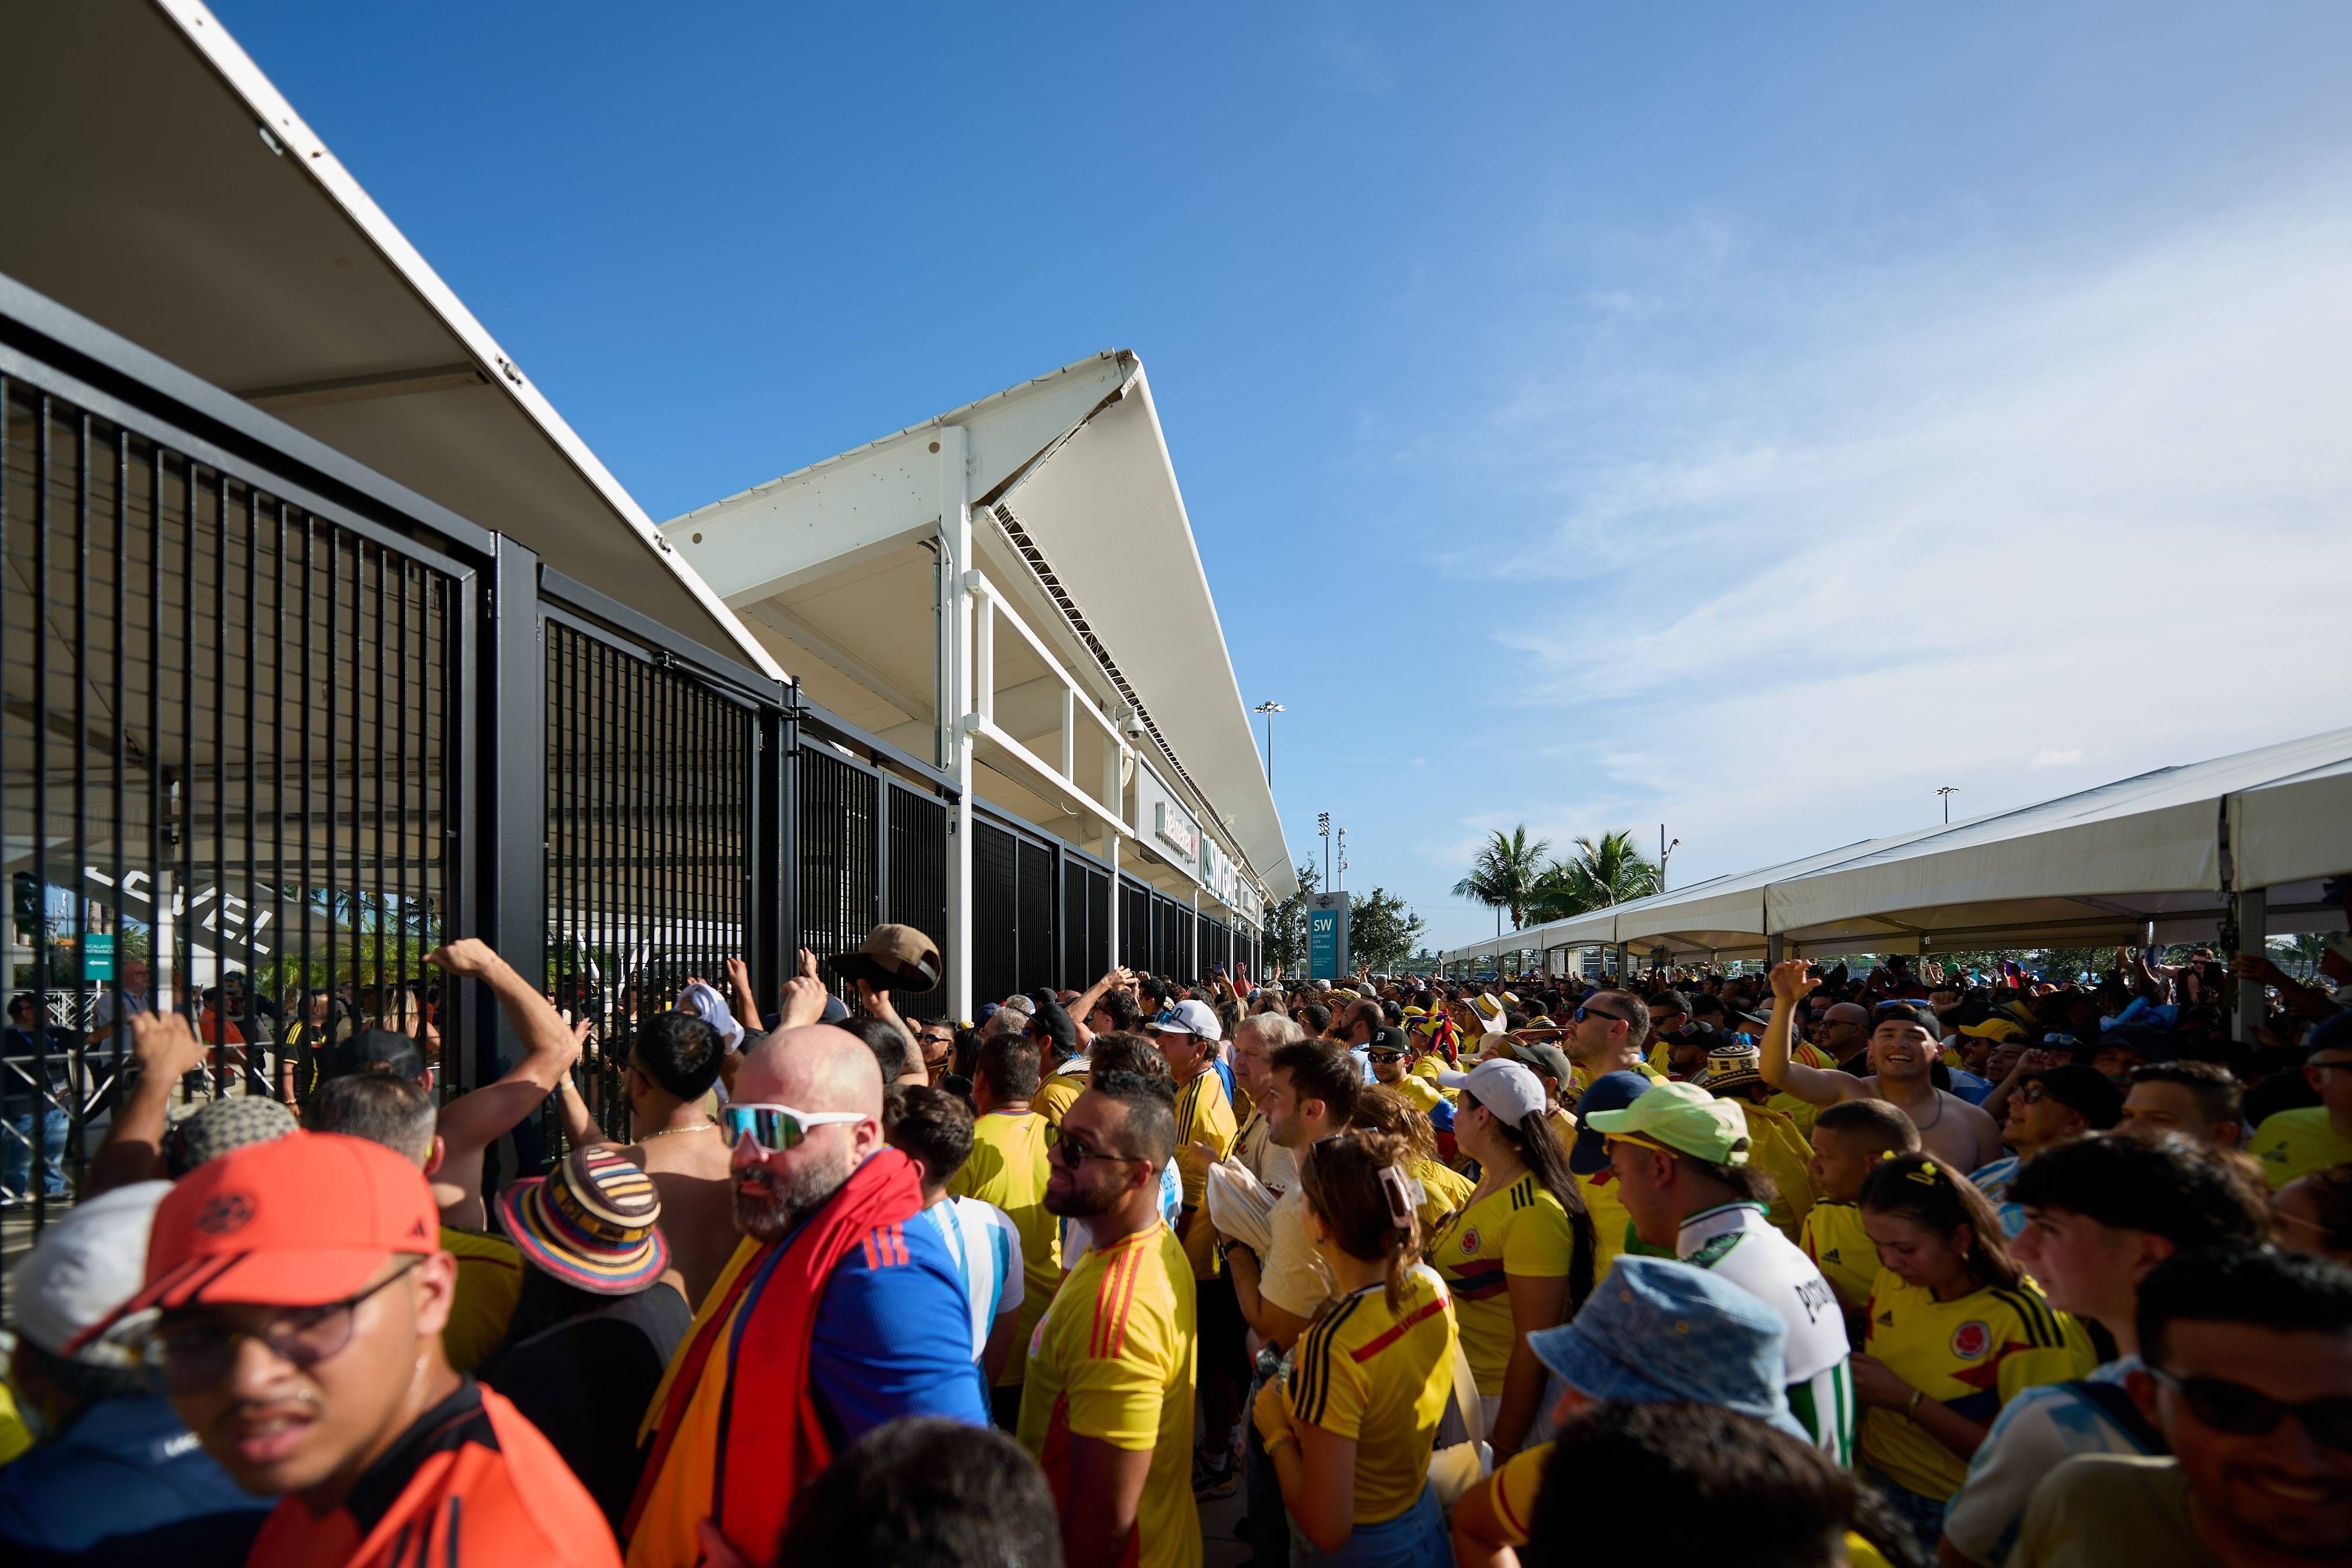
[2,885,2348,1568]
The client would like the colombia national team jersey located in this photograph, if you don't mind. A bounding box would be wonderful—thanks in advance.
[951,1110,1062,1384]
[1172,1068,1237,1279]
[1426,1173,1575,1394]
[1799,1200,1879,1310]
[1859,1269,2097,1500]
[1284,1269,1460,1524]
[248,1380,619,1568]
[1018,1222,1201,1568]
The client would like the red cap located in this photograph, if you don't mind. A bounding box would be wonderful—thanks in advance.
[71,1131,439,1352]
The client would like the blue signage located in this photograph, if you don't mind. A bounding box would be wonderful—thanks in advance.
[1307,896,1348,980]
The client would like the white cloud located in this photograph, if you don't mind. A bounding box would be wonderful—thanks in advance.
[1404,175,2352,945]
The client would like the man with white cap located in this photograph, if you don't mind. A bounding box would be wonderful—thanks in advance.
[1586,1079,1855,1464]
[0,1181,270,1564]
[1151,998,1244,1495]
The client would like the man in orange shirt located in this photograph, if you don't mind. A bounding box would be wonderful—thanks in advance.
[78,1131,619,1568]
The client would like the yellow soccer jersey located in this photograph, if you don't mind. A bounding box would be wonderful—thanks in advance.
[1859,1271,2097,1500]
[1036,1070,1087,1131]
[1739,1102,1818,1240]
[1769,1090,1823,1139]
[1568,1059,1668,1098]
[1799,1201,1877,1310]
[2249,1106,2352,1190]
[1174,1068,1238,1279]
[1412,1158,1475,1225]
[1574,1166,1644,1276]
[1385,1072,1445,1114]
[1285,1270,1460,1523]
[1019,1223,1201,1568]
[952,1109,1062,1384]
[1427,1173,1575,1393]
[440,1225,524,1374]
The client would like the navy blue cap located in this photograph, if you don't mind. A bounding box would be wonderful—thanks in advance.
[1570,1071,1652,1175]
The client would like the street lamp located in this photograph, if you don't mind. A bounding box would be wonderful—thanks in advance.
[1336,827,1348,894]
[1936,785,1960,824]
[1659,826,1680,892]
[1253,701,1284,787]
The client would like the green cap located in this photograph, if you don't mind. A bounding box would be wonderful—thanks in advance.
[1582,1080,1752,1166]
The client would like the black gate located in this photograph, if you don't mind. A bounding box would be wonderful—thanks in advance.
[792,700,954,1021]
[542,574,771,1139]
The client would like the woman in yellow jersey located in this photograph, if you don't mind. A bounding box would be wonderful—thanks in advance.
[1252,1129,1457,1568]
[1851,1152,2097,1550]
[1422,1059,1596,1459]
[1352,1086,1475,1220]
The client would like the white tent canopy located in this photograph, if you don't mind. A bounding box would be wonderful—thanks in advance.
[1440,726,2352,966]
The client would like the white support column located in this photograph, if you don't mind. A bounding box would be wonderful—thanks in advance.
[938,426,975,1023]
[1060,686,1076,780]
[974,594,995,724]
[2229,887,2267,1045]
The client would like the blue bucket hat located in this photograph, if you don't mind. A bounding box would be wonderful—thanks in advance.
[1526,1255,1810,1442]
[1569,1071,1653,1175]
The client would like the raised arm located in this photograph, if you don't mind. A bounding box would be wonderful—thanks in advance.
[85,1011,202,1196]
[426,938,584,1228]
[1760,960,1862,1106]
[723,955,766,1033]
[777,948,830,1031]
[1067,967,1134,1034]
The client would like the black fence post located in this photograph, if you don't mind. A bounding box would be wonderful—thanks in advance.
[476,540,544,1098]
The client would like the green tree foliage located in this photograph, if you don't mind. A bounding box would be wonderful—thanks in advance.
[1452,827,1552,931]
[1348,887,1428,973]
[1266,860,1322,976]
[1526,831,1663,922]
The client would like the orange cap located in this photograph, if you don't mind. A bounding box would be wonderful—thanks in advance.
[72,1131,439,1351]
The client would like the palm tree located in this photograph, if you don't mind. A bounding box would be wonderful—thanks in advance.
[1526,831,1663,921]
[1453,827,1552,931]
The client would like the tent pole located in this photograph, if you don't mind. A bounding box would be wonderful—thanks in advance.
[2229,887,2267,1045]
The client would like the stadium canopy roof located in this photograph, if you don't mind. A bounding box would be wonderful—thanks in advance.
[667,355,1295,904]
[1441,727,2352,964]
[0,1,774,675]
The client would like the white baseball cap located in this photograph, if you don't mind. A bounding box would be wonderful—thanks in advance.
[8,1179,172,1367]
[1436,1058,1548,1125]
[1150,999,1224,1041]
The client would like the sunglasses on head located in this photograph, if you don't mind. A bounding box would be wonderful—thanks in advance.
[719,1102,866,1152]
[2149,1368,2352,1452]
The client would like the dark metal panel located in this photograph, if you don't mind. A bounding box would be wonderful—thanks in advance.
[972,820,1017,1008]
[1017,838,1054,996]
[886,781,949,961]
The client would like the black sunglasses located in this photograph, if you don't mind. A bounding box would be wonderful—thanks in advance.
[2148,1368,2352,1452]
[1574,1004,1628,1026]
[1366,1049,1406,1062]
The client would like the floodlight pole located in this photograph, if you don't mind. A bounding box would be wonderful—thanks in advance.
[1254,701,1284,788]
[1936,785,1960,824]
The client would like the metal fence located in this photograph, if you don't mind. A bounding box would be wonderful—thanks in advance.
[1,279,482,1248]
[0,273,1260,1282]
[794,707,955,1020]
[543,589,766,1141]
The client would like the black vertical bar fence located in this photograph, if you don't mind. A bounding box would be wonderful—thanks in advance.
[0,298,477,1287]
[539,581,767,1147]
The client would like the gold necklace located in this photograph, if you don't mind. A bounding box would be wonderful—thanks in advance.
[641,1121,714,1140]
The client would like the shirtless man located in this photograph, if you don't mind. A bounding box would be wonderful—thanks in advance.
[1758,959,2003,1172]
[557,1011,736,1309]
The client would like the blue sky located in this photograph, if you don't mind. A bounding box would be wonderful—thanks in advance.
[218,1,2352,948]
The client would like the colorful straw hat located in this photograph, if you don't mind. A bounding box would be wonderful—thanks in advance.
[496,1146,667,1294]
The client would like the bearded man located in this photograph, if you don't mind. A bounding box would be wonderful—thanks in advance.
[625,1025,986,1568]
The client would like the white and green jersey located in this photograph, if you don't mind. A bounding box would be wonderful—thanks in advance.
[1679,1201,1855,1465]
